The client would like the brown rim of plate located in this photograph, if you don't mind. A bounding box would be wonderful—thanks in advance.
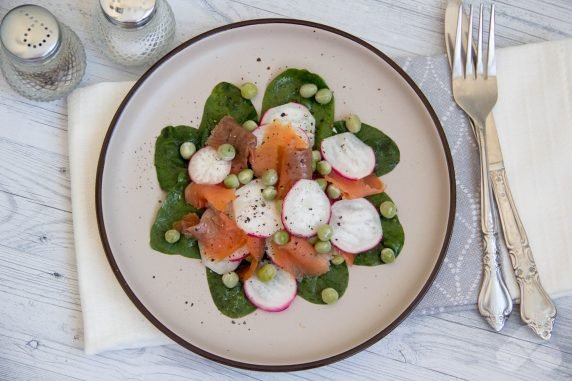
[95,18,456,372]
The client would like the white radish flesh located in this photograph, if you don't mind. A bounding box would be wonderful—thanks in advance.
[228,245,250,262]
[233,179,283,238]
[320,132,375,180]
[261,103,316,147]
[199,242,240,274]
[252,123,309,147]
[282,179,331,237]
[330,198,383,254]
[188,146,231,184]
[243,265,297,312]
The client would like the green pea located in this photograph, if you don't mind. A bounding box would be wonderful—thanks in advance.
[315,178,328,191]
[261,169,278,186]
[257,263,277,282]
[307,236,319,245]
[223,174,239,189]
[179,142,196,160]
[326,184,342,200]
[345,114,362,134]
[379,201,397,219]
[314,240,332,254]
[240,82,258,100]
[273,230,290,246]
[222,272,239,288]
[262,186,277,201]
[317,224,333,241]
[238,169,254,184]
[321,287,339,304]
[312,150,322,162]
[217,143,236,161]
[312,159,317,172]
[300,83,318,98]
[381,248,396,264]
[315,88,333,105]
[317,161,332,176]
[242,120,258,132]
[331,254,345,265]
[164,229,180,244]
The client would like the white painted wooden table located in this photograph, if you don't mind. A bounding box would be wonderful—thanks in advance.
[1,1,571,379]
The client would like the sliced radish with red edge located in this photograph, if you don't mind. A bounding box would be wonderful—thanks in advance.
[261,103,316,147]
[228,245,250,262]
[233,179,283,238]
[188,146,231,184]
[320,132,375,180]
[198,242,240,274]
[243,265,297,312]
[330,198,383,254]
[282,179,330,237]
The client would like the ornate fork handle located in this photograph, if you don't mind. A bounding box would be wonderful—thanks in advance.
[490,168,556,339]
[475,119,513,331]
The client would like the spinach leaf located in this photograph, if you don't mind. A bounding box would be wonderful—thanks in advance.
[333,121,400,176]
[297,262,349,304]
[206,269,256,318]
[198,82,258,146]
[150,181,201,259]
[154,125,199,192]
[353,192,405,266]
[262,69,335,149]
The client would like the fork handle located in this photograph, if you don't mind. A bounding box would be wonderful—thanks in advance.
[490,167,556,339]
[475,120,513,331]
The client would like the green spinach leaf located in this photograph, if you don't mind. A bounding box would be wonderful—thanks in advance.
[198,82,258,146]
[154,125,199,192]
[262,69,335,149]
[353,192,405,266]
[206,269,256,318]
[150,181,201,259]
[333,121,400,176]
[297,262,349,304]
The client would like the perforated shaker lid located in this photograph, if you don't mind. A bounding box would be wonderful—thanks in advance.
[0,5,61,61]
[99,0,157,28]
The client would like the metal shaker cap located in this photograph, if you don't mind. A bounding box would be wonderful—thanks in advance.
[99,0,157,28]
[0,5,61,62]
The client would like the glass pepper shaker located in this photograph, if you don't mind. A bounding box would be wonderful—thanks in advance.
[0,5,87,102]
[93,0,176,67]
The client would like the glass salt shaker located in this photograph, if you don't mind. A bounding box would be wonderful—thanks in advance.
[0,5,86,102]
[93,0,176,67]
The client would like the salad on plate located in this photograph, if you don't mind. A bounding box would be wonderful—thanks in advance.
[150,68,404,318]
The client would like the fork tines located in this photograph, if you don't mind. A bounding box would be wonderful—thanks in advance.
[453,3,496,79]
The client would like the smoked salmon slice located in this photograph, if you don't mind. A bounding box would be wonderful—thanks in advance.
[276,140,313,199]
[185,182,236,212]
[270,236,330,278]
[239,236,266,281]
[250,122,309,177]
[182,208,247,260]
[206,116,257,174]
[325,171,385,199]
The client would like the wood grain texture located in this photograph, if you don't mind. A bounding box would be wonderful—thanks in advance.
[0,0,570,380]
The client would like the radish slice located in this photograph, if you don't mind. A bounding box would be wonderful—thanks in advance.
[188,146,231,184]
[261,103,316,146]
[243,265,297,312]
[228,245,250,262]
[198,242,240,274]
[233,179,283,237]
[320,132,375,180]
[252,123,309,147]
[330,198,383,254]
[282,179,330,237]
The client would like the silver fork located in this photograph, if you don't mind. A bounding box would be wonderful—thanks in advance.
[452,4,513,331]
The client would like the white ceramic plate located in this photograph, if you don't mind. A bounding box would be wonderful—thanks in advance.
[96,19,455,371]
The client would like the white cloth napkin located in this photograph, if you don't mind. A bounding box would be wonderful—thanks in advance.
[68,83,171,354]
[68,39,572,354]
